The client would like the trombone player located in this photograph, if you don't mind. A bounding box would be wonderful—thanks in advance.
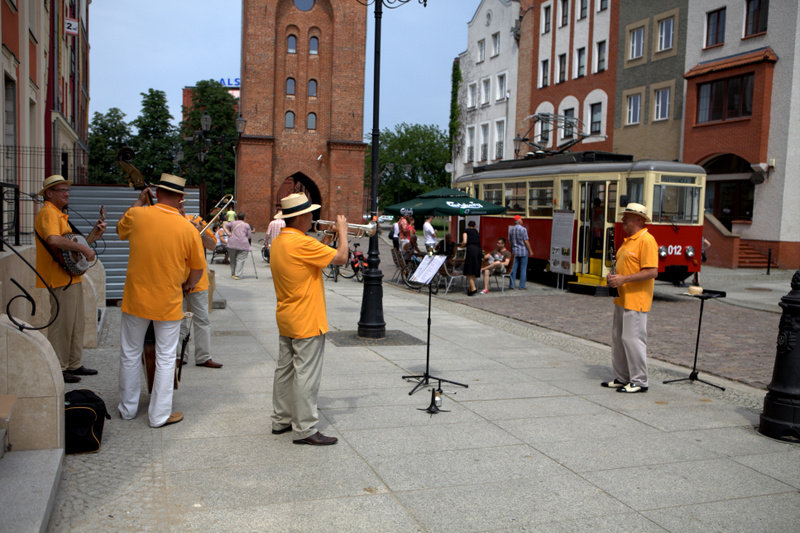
[269,193,348,446]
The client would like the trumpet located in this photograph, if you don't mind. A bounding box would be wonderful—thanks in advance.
[314,219,376,238]
[199,194,235,234]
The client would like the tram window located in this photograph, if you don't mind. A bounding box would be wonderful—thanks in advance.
[626,177,644,204]
[560,180,573,210]
[607,183,617,222]
[484,183,503,206]
[505,182,526,214]
[529,181,554,216]
[653,185,701,223]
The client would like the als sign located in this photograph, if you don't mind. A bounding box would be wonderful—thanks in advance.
[218,78,241,87]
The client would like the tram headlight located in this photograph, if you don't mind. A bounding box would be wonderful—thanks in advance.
[685,246,696,258]
[658,246,668,259]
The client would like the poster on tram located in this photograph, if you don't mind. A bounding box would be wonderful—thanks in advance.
[550,210,575,275]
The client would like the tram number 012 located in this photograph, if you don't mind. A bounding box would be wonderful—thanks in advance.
[667,245,683,256]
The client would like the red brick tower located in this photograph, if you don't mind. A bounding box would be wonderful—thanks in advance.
[237,0,367,230]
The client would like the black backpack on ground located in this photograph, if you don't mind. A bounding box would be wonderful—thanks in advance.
[65,389,111,454]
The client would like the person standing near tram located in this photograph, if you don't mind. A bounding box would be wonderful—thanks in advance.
[603,203,658,394]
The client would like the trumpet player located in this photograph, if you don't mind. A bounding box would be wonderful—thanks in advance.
[269,193,347,446]
[178,202,223,369]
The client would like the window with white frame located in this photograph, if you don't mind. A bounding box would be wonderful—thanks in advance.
[481,78,491,105]
[543,5,551,33]
[541,59,549,87]
[491,32,500,56]
[466,126,475,162]
[654,87,670,120]
[477,39,485,62]
[539,121,550,144]
[626,94,641,125]
[563,108,575,138]
[468,83,478,108]
[309,36,319,55]
[706,8,725,47]
[657,17,674,51]
[598,0,608,11]
[495,120,505,159]
[579,0,588,19]
[558,53,567,83]
[629,27,644,59]
[745,0,768,36]
[480,123,489,161]
[576,47,586,77]
[560,0,569,27]
[496,74,507,100]
[596,40,606,72]
[590,102,602,134]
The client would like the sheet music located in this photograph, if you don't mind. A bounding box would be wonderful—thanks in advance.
[409,254,447,285]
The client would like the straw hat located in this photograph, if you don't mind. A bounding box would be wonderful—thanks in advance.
[619,202,651,223]
[274,193,319,218]
[39,175,72,196]
[155,173,186,195]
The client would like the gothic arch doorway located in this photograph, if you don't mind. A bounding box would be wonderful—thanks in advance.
[276,173,322,220]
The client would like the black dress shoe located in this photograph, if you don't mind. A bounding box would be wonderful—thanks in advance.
[196,359,223,368]
[272,426,292,435]
[63,371,81,383]
[467,289,477,296]
[293,431,337,446]
[70,366,98,376]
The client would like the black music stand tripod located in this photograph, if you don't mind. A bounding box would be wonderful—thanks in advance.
[402,255,469,396]
[663,289,726,391]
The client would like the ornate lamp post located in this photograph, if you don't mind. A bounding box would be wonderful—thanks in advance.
[357,0,428,339]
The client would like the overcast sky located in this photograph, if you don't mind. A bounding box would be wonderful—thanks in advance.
[89,0,480,137]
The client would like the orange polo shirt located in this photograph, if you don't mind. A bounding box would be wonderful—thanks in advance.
[613,227,659,312]
[270,227,336,339]
[117,204,205,321]
[34,201,82,289]
[184,214,214,293]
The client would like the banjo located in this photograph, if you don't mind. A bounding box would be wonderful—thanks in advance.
[55,206,106,276]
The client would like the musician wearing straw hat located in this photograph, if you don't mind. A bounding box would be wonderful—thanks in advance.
[116,174,206,427]
[269,192,348,446]
[35,175,107,383]
[603,202,658,394]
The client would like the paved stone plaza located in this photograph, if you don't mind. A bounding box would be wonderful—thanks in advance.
[49,238,800,532]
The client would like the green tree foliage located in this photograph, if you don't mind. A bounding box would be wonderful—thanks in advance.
[180,79,239,203]
[88,108,132,184]
[365,123,450,209]
[130,89,180,181]
[448,58,462,154]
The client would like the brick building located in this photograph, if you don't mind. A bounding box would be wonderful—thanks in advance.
[237,0,367,231]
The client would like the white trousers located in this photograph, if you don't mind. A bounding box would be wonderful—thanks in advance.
[611,305,649,387]
[180,290,211,364]
[119,313,181,427]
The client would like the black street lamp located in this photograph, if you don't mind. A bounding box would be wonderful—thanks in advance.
[191,113,247,202]
[357,0,428,339]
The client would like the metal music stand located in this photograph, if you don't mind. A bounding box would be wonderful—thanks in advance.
[402,254,469,396]
[663,289,726,391]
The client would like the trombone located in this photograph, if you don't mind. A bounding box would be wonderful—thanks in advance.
[199,194,235,234]
[314,219,376,239]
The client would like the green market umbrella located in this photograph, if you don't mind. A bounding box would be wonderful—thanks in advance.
[384,188,506,217]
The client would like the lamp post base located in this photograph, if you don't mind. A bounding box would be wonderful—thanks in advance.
[357,233,386,338]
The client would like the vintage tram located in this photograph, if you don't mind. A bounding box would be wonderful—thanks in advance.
[452,151,706,289]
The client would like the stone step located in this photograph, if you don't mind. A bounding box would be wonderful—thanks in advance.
[0,448,63,533]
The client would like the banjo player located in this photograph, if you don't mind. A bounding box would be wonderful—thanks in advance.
[34,175,107,384]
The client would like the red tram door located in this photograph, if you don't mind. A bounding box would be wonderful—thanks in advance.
[576,180,616,284]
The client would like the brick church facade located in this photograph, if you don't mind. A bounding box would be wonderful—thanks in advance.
[237,0,367,230]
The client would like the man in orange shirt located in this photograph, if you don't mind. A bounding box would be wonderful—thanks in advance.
[179,205,223,369]
[269,193,348,446]
[34,175,106,383]
[116,174,205,427]
[604,203,659,394]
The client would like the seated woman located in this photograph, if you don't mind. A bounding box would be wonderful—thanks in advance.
[480,237,511,294]
[213,223,230,263]
[402,234,425,263]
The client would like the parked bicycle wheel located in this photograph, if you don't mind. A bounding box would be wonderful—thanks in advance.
[402,259,424,290]
[338,257,357,279]
[355,265,364,282]
[322,264,339,282]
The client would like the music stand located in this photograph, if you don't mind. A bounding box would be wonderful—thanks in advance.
[402,254,469,396]
[663,289,726,391]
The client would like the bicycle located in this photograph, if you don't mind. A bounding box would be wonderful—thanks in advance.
[349,242,367,282]
[258,238,269,263]
[401,253,440,294]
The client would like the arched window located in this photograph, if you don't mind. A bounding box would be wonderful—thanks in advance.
[308,79,317,97]
[287,35,297,54]
[285,111,295,129]
[309,36,319,55]
[286,78,295,95]
[307,113,317,130]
